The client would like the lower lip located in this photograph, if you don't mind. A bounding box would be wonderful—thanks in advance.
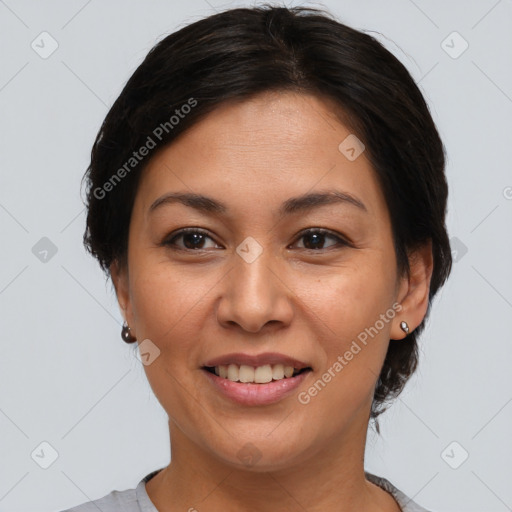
[202,369,311,406]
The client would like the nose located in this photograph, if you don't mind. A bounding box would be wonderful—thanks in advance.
[216,249,294,334]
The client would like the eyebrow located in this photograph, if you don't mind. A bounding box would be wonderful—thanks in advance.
[148,190,368,217]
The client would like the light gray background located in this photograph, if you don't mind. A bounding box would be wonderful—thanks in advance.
[1,1,511,511]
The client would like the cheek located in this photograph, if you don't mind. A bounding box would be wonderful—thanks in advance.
[298,270,396,418]
[304,255,397,409]
[128,267,209,415]
[312,257,396,340]
[130,263,208,338]
[128,261,222,397]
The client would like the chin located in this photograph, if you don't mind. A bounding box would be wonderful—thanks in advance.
[208,430,312,473]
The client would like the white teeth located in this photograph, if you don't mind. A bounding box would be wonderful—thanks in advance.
[272,364,284,380]
[227,364,239,382]
[239,365,254,383]
[212,363,302,383]
[254,364,273,383]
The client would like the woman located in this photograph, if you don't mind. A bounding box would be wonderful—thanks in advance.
[62,4,452,511]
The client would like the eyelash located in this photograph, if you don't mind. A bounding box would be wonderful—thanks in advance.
[162,227,351,252]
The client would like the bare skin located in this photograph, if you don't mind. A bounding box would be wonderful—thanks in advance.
[111,91,433,512]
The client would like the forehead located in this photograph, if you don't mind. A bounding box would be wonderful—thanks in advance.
[135,91,386,220]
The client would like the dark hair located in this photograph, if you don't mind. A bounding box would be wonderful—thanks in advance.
[82,4,452,430]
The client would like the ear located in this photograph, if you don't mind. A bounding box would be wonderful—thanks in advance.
[391,239,433,340]
[110,259,136,338]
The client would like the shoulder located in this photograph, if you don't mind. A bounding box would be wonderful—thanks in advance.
[365,471,434,512]
[57,469,163,512]
[57,488,139,512]
[57,486,141,512]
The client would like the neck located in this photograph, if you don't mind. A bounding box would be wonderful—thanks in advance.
[145,413,400,512]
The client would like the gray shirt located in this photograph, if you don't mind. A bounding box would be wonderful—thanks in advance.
[58,468,432,511]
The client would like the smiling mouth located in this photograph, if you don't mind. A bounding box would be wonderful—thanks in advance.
[203,364,312,384]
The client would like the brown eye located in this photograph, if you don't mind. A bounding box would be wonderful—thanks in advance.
[163,228,220,250]
[293,229,349,250]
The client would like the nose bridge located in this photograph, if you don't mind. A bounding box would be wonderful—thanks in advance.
[235,246,276,301]
[217,241,292,332]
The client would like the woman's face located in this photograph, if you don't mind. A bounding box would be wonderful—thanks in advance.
[113,91,417,470]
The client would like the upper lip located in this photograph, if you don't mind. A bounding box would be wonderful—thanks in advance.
[203,352,311,370]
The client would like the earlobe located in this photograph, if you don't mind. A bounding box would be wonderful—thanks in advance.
[392,240,433,340]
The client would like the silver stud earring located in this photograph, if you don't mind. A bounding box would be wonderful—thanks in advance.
[400,321,410,335]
